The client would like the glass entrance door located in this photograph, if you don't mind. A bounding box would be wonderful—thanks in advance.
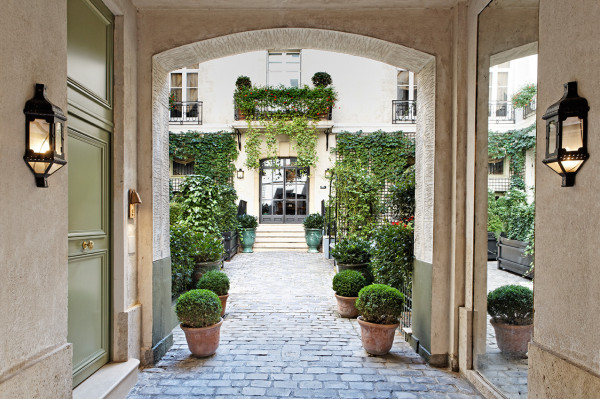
[260,158,309,223]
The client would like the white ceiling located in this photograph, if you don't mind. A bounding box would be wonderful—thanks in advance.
[130,0,458,10]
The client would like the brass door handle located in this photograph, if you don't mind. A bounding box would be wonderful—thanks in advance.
[82,241,95,250]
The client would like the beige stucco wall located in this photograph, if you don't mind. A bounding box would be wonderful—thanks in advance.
[529,0,600,395]
[0,0,72,395]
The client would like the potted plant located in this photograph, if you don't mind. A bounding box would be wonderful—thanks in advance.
[332,270,367,318]
[237,214,258,253]
[303,213,324,253]
[487,285,533,358]
[192,232,224,286]
[197,270,230,316]
[312,71,333,87]
[330,236,372,282]
[355,284,404,355]
[175,289,223,357]
[493,188,535,278]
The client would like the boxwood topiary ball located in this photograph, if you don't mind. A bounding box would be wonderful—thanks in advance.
[487,285,533,325]
[332,270,367,297]
[197,270,230,296]
[175,289,222,328]
[355,284,404,325]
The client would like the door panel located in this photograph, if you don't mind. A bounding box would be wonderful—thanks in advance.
[260,158,309,224]
[67,125,110,387]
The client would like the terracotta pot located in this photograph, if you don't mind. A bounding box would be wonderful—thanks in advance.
[357,316,399,356]
[192,260,222,286]
[490,319,532,357]
[181,318,224,357]
[335,294,359,318]
[218,294,229,316]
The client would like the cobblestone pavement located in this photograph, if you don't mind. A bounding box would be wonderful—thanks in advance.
[127,252,483,399]
[475,262,534,399]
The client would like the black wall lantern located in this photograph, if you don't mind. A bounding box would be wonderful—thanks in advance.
[542,81,589,187]
[23,83,67,187]
[237,168,245,179]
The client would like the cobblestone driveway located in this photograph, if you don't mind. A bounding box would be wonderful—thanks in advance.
[127,252,482,399]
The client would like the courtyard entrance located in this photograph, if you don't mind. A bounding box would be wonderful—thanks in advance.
[127,252,481,398]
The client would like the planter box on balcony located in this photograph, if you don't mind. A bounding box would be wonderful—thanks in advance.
[488,232,498,260]
[222,230,239,261]
[497,236,533,279]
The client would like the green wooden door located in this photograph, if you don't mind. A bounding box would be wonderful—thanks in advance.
[67,0,113,388]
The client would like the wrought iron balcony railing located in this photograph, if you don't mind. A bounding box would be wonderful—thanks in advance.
[522,98,536,119]
[169,101,203,125]
[234,105,332,121]
[488,101,515,124]
[392,100,417,124]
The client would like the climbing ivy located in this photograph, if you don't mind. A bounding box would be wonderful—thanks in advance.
[331,131,415,237]
[244,116,318,170]
[488,124,536,189]
[169,131,238,184]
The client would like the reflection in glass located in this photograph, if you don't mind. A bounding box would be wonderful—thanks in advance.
[273,201,284,215]
[273,184,284,199]
[562,116,583,151]
[286,201,296,215]
[297,183,307,199]
[547,120,557,155]
[286,185,296,199]
[261,201,272,215]
[297,201,307,215]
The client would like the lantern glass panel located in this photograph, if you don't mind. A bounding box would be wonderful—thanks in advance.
[562,116,583,151]
[546,161,563,174]
[28,160,49,174]
[55,122,63,155]
[29,118,51,154]
[561,160,584,173]
[47,162,63,175]
[547,120,557,155]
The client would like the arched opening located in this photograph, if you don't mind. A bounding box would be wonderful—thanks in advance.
[143,27,446,365]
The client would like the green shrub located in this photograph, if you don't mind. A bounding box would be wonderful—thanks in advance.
[355,284,404,325]
[487,285,533,325]
[175,289,222,328]
[331,236,371,264]
[332,270,367,297]
[195,232,223,263]
[312,72,332,87]
[235,75,252,89]
[197,270,230,296]
[237,214,258,229]
[511,83,536,109]
[170,202,183,226]
[303,213,324,229]
[170,225,198,295]
[370,223,414,290]
[389,166,415,222]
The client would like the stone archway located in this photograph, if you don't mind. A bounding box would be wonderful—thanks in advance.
[144,27,444,365]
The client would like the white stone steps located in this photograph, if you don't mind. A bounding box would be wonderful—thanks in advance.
[252,224,309,252]
[253,242,307,249]
[254,236,306,243]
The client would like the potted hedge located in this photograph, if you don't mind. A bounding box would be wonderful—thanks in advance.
[238,214,258,253]
[355,284,404,355]
[487,285,533,357]
[332,270,367,318]
[192,232,224,286]
[330,236,372,282]
[175,289,223,357]
[303,213,324,253]
[197,270,230,316]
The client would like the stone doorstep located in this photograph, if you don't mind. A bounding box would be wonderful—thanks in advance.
[73,359,139,399]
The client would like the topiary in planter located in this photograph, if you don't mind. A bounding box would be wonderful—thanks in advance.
[303,213,324,229]
[331,236,371,265]
[237,214,258,229]
[312,72,333,87]
[175,289,222,328]
[355,284,404,325]
[487,285,533,325]
[235,75,252,89]
[332,270,367,297]
[197,270,230,296]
